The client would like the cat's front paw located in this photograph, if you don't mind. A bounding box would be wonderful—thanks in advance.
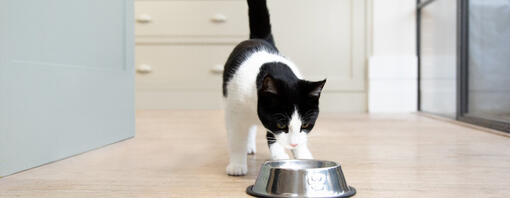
[247,144,256,155]
[226,163,248,176]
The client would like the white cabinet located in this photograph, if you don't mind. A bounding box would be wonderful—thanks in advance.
[135,0,368,112]
[135,0,246,109]
[135,1,248,37]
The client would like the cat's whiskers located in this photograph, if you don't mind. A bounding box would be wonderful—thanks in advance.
[266,131,278,136]
[266,131,279,141]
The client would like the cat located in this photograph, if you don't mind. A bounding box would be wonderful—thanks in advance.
[222,0,326,176]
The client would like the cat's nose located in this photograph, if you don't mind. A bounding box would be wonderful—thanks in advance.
[290,144,298,147]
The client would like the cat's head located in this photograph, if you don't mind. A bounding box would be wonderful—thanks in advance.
[257,63,326,149]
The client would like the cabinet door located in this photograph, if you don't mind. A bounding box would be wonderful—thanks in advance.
[135,45,233,109]
[269,0,367,112]
[0,0,134,176]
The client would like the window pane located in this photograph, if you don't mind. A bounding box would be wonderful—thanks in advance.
[467,0,510,122]
[420,0,457,117]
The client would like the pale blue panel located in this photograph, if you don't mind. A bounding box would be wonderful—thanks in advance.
[0,0,134,176]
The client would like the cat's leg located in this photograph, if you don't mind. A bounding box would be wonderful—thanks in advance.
[266,131,289,160]
[225,110,251,176]
[247,125,257,155]
[291,143,313,159]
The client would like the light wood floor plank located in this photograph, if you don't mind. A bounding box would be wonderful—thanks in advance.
[1,110,509,197]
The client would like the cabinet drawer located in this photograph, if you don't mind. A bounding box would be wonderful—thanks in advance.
[135,44,234,91]
[135,1,248,37]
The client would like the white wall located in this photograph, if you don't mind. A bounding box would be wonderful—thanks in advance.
[368,0,418,113]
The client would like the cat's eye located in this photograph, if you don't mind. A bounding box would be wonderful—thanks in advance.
[301,123,310,128]
[276,123,286,129]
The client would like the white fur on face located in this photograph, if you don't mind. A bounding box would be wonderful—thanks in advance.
[275,108,308,149]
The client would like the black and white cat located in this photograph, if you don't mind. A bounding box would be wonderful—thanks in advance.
[222,0,326,176]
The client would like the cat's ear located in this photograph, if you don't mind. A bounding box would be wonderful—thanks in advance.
[309,79,326,97]
[262,75,278,94]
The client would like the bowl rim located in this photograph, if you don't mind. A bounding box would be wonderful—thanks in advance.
[262,159,341,171]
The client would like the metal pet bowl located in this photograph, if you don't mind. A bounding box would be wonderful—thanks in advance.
[246,160,356,198]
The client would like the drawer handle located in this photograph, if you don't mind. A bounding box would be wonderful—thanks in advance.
[136,14,152,23]
[137,64,153,74]
[210,64,224,74]
[211,14,227,23]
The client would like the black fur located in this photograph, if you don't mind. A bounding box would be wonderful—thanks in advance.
[256,63,325,138]
[266,131,276,145]
[222,0,326,146]
[223,0,278,96]
[222,39,277,96]
[247,0,276,47]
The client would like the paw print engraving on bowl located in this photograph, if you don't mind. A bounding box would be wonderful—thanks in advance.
[307,172,326,191]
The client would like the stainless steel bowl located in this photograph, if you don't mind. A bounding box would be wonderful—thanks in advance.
[246,160,356,198]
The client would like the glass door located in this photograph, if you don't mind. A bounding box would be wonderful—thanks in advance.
[418,0,510,133]
[458,0,510,132]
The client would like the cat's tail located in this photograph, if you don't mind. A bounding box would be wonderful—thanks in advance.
[247,0,275,47]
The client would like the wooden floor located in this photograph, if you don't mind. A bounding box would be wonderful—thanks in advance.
[1,110,509,198]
